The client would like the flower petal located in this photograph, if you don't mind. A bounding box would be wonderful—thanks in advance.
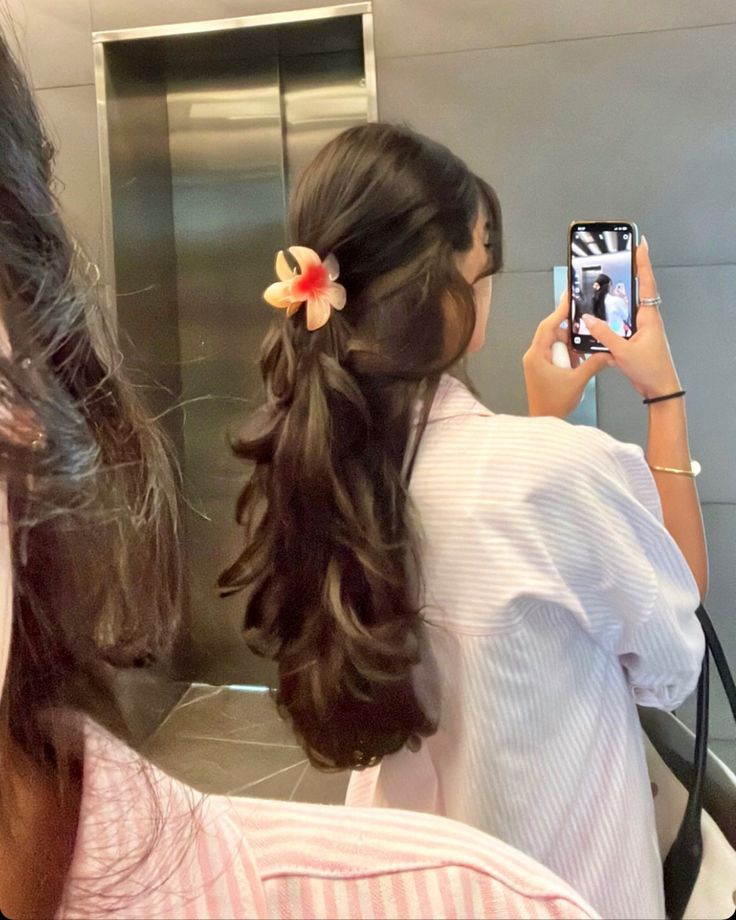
[306,293,332,331]
[286,300,304,317]
[289,246,321,274]
[275,250,294,282]
[263,281,297,308]
[327,282,347,311]
[323,252,340,281]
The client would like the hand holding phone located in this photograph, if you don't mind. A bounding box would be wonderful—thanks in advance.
[575,238,682,401]
[568,221,638,353]
[523,293,611,417]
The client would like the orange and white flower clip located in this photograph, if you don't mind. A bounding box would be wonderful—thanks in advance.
[263,246,346,331]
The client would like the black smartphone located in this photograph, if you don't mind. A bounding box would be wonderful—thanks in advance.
[568,220,639,353]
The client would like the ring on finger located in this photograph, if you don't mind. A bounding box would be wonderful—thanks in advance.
[639,295,662,307]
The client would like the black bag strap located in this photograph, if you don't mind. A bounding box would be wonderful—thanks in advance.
[696,604,736,721]
[663,604,736,920]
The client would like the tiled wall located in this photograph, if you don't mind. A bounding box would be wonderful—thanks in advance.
[368,0,736,754]
[6,1,735,755]
[6,0,101,261]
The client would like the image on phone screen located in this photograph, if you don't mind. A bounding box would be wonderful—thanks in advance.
[569,221,637,352]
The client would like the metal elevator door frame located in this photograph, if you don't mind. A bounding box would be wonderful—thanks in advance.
[93,6,376,686]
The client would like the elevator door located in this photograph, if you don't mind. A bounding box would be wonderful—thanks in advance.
[102,17,369,685]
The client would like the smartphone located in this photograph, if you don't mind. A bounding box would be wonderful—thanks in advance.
[568,220,639,353]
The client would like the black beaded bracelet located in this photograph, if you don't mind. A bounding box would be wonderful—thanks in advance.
[642,389,686,405]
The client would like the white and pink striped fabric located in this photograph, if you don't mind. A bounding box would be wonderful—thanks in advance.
[56,721,598,919]
[347,375,703,920]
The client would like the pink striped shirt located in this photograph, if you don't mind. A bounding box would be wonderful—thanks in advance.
[56,721,598,919]
[347,375,703,919]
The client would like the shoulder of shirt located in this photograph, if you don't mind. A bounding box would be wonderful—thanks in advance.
[426,375,641,479]
[241,796,596,916]
[76,722,596,917]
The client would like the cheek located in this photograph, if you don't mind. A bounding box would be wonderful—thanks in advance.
[466,278,492,354]
[474,276,492,311]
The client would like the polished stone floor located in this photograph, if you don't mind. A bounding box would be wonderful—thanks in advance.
[106,667,735,809]
[110,670,350,803]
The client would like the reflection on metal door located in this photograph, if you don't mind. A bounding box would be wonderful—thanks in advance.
[95,8,374,685]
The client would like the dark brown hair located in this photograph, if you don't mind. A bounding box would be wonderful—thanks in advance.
[220,123,502,769]
[0,28,181,791]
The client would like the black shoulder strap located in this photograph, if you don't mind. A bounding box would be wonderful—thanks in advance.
[663,603,736,920]
[696,603,736,721]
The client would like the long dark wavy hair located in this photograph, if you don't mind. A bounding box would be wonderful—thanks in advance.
[220,123,502,769]
[592,272,612,320]
[0,28,180,797]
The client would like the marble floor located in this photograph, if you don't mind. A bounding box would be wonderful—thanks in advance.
[105,667,734,808]
[109,669,350,803]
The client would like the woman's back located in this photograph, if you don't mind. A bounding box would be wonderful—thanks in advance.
[348,376,702,919]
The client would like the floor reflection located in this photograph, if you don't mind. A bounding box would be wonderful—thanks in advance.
[106,669,350,804]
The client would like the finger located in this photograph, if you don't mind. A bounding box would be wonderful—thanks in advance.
[635,235,658,300]
[534,291,570,347]
[573,351,612,384]
[581,314,626,358]
[547,289,569,327]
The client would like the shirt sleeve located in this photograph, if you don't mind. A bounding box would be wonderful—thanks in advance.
[523,421,703,710]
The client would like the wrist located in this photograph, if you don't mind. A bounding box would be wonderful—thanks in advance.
[640,372,681,401]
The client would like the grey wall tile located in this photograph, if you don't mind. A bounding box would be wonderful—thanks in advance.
[6,0,94,89]
[468,270,552,417]
[91,0,335,32]
[373,0,736,59]
[377,24,736,272]
[598,264,736,504]
[35,84,103,263]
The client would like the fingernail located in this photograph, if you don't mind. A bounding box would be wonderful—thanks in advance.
[582,313,597,323]
[641,235,649,249]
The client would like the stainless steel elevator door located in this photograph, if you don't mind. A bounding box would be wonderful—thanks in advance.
[160,22,367,685]
[167,50,284,685]
[102,18,369,685]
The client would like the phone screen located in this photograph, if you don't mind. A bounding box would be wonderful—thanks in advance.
[568,221,638,353]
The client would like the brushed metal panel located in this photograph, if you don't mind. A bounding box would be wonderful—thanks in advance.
[7,0,94,88]
[281,45,368,193]
[99,16,371,686]
[372,0,736,59]
[377,24,736,272]
[166,45,283,685]
[103,42,184,453]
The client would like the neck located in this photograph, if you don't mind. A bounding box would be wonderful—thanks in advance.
[0,734,82,919]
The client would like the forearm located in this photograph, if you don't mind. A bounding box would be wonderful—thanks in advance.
[646,397,708,599]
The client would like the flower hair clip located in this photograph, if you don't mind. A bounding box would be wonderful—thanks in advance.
[263,246,346,331]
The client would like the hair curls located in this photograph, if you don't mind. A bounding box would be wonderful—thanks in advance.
[221,123,502,769]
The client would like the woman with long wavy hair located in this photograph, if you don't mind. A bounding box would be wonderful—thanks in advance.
[0,27,601,920]
[221,122,707,919]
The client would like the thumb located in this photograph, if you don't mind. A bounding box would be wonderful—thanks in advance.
[582,315,624,357]
[574,351,612,384]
